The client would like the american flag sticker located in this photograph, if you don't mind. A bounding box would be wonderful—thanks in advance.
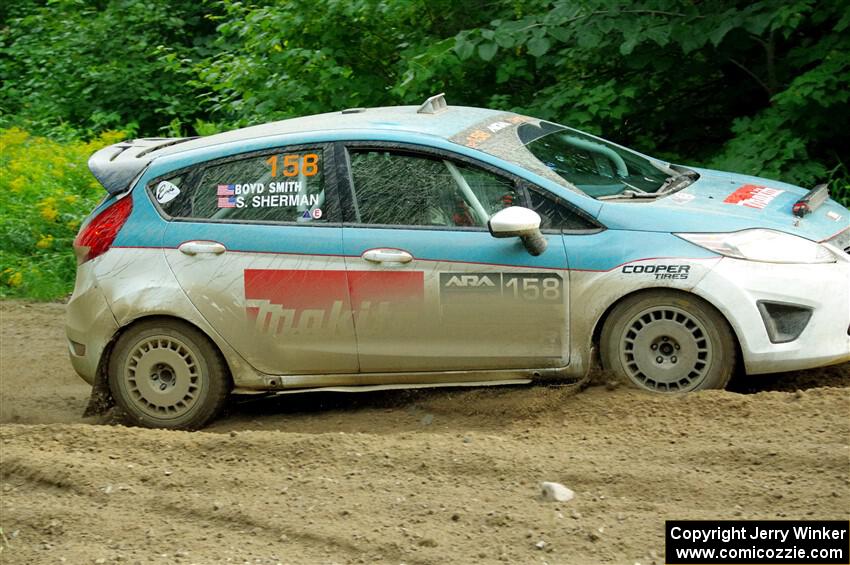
[217,196,236,208]
[217,184,235,196]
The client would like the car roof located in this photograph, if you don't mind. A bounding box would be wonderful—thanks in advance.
[160,104,505,157]
[89,102,508,193]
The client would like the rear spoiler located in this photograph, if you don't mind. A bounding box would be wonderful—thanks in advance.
[88,137,196,194]
[792,183,829,218]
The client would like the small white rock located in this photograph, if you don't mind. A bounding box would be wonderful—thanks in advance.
[535,540,547,550]
[540,482,575,502]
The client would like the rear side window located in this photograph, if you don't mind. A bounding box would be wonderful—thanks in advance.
[346,149,516,227]
[153,148,331,223]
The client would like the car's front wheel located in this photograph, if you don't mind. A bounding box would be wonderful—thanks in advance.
[600,291,735,392]
[108,319,230,429]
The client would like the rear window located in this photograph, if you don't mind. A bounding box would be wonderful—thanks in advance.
[150,148,331,223]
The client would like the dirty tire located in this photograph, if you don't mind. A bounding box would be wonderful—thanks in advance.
[601,290,735,392]
[108,319,230,429]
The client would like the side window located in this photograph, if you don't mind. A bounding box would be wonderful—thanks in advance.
[153,148,330,223]
[346,149,516,227]
[527,187,598,231]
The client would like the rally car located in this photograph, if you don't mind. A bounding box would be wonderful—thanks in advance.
[67,94,850,429]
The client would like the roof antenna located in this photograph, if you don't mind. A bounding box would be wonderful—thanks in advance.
[417,93,448,114]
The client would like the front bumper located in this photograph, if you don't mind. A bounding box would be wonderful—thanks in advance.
[693,257,850,374]
[65,262,119,384]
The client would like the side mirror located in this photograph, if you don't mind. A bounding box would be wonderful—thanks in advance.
[488,206,548,256]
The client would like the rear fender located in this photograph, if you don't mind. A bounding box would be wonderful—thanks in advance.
[92,248,264,390]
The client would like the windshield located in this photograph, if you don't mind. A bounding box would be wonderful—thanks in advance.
[450,114,675,199]
[519,122,672,197]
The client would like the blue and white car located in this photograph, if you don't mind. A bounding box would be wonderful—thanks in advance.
[66,95,850,429]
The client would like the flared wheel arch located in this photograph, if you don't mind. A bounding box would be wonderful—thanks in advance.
[87,315,234,417]
[591,288,744,375]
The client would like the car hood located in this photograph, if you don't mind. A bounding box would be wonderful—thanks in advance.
[597,167,849,242]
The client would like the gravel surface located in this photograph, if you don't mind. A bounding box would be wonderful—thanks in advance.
[1,300,848,564]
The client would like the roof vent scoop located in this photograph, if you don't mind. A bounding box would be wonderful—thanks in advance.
[417,93,448,114]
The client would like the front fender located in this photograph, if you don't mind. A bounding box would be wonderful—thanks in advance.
[568,255,723,371]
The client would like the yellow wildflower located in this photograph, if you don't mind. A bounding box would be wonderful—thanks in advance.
[40,206,59,222]
[98,131,126,146]
[36,235,54,249]
[9,177,26,192]
[63,195,79,204]
[7,272,23,287]
[0,128,29,152]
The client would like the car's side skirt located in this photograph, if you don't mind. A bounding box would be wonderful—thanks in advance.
[234,379,534,396]
[232,365,578,392]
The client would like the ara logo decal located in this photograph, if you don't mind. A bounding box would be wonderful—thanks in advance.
[443,274,497,288]
[723,185,784,209]
[486,120,512,133]
[439,272,563,303]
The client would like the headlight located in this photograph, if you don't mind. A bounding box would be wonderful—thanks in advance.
[676,229,836,264]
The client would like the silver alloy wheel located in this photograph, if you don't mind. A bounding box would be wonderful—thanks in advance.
[123,336,201,419]
[619,305,712,392]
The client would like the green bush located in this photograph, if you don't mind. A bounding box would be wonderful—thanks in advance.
[0,128,125,300]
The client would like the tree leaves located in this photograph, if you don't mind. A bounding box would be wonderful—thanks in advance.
[527,31,551,57]
[1,0,848,203]
[478,42,499,61]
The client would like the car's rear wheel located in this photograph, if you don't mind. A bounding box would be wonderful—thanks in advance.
[600,291,735,392]
[108,319,230,429]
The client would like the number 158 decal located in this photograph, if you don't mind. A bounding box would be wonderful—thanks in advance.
[440,272,563,303]
[504,273,562,302]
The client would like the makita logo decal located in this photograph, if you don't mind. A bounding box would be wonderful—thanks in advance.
[723,184,784,209]
[244,269,423,336]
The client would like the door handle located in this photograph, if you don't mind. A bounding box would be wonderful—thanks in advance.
[361,248,414,264]
[178,241,227,256]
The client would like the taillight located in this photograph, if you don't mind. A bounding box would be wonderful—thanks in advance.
[73,196,133,264]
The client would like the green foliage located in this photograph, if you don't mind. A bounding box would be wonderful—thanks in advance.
[196,0,493,127]
[0,0,220,137]
[432,0,850,192]
[0,128,124,299]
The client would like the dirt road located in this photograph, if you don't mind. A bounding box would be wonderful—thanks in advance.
[1,300,848,564]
